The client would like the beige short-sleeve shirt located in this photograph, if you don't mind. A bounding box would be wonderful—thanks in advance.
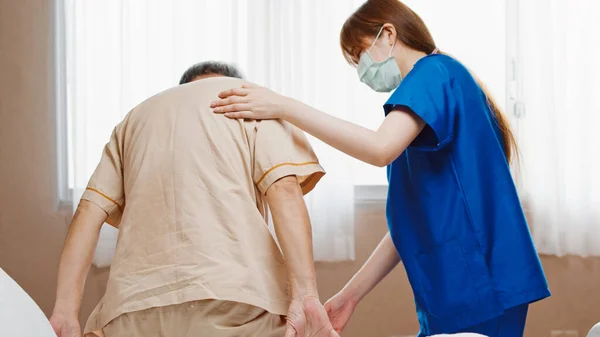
[82,77,325,334]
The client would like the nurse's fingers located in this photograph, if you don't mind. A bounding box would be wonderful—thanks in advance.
[210,96,248,109]
[242,83,261,89]
[223,111,253,119]
[212,103,252,114]
[217,87,250,99]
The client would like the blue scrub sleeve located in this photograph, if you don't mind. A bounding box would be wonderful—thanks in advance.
[383,65,457,149]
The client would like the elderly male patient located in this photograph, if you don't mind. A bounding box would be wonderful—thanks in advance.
[49,61,339,337]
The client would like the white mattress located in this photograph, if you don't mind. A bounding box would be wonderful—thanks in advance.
[0,268,56,336]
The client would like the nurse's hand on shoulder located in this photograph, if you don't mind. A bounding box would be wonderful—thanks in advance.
[285,296,341,337]
[49,312,82,337]
[211,83,293,120]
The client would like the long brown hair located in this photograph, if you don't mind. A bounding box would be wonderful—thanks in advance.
[340,0,517,163]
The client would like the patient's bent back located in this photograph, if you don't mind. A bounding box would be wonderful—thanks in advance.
[80,77,325,333]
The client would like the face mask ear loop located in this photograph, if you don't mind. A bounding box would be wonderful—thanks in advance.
[388,39,397,57]
[367,25,385,54]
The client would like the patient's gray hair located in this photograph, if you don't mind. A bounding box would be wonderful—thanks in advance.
[179,61,244,84]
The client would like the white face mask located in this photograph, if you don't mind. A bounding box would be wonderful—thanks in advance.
[357,26,403,93]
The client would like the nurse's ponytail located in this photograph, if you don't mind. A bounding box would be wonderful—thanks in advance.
[467,69,518,163]
[340,0,518,163]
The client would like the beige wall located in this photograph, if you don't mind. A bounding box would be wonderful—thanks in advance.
[0,0,108,324]
[0,0,63,314]
[0,1,599,336]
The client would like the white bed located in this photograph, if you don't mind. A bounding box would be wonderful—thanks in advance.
[0,268,56,336]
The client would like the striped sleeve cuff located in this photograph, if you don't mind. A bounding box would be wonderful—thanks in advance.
[256,162,325,195]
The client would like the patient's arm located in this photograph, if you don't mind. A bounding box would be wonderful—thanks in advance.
[266,175,338,337]
[49,200,106,337]
[266,175,318,299]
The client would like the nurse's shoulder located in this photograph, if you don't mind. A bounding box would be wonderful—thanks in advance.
[412,54,471,82]
[408,54,452,81]
[387,54,455,109]
[424,54,478,88]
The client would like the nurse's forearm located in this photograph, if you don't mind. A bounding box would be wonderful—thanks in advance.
[266,176,319,299]
[342,232,400,303]
[52,200,106,319]
[284,99,384,166]
[283,99,423,167]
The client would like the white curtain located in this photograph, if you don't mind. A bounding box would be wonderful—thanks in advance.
[516,0,600,256]
[65,0,368,265]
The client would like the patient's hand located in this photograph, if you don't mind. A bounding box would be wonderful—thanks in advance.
[285,296,340,337]
[324,290,358,334]
[49,313,82,337]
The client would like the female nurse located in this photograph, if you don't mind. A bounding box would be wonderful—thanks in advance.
[212,0,550,336]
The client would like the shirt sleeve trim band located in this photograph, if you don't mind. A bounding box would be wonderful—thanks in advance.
[85,187,123,212]
[256,161,320,186]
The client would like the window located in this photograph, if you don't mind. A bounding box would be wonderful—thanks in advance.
[354,0,510,190]
[357,0,510,186]
[56,0,512,204]
[63,0,600,262]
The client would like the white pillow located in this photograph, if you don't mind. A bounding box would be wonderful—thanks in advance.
[588,322,600,337]
[0,268,57,337]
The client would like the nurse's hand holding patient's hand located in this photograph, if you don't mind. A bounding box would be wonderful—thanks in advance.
[324,290,359,334]
[211,83,297,120]
[285,297,341,337]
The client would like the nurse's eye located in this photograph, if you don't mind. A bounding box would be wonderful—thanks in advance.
[351,47,363,65]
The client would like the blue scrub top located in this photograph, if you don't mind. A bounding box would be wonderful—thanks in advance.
[383,54,550,335]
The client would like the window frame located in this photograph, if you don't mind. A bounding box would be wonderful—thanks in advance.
[53,0,72,209]
[54,0,518,207]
